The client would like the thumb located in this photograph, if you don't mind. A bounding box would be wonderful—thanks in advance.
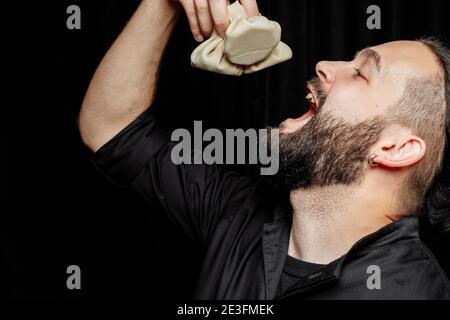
[239,0,260,16]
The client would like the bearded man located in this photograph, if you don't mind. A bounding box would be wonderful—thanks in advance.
[78,0,450,299]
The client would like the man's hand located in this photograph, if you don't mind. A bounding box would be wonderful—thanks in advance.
[178,0,259,42]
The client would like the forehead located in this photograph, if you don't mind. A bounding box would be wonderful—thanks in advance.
[369,41,441,79]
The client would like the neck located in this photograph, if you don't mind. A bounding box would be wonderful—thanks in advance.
[288,184,395,264]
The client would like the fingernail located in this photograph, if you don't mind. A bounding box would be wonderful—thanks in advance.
[195,35,204,42]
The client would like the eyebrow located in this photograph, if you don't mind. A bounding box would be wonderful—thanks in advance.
[354,48,382,73]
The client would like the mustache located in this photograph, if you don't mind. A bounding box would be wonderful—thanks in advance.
[307,77,328,109]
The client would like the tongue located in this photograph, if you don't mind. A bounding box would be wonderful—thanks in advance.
[296,108,315,122]
[281,109,315,133]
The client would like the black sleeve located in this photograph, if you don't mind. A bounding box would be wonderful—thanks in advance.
[93,110,255,246]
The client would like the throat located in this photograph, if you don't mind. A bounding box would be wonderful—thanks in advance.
[287,185,392,264]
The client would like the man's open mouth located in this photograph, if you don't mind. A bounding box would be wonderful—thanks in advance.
[305,84,318,116]
[279,84,320,133]
[290,85,318,122]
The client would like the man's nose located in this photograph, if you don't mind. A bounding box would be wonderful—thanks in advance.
[315,61,336,87]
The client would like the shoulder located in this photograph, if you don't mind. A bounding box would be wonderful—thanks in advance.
[339,238,450,300]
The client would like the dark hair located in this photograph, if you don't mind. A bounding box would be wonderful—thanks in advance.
[417,37,450,233]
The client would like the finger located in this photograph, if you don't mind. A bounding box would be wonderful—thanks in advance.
[239,0,259,16]
[194,0,214,37]
[180,0,204,42]
[208,0,229,38]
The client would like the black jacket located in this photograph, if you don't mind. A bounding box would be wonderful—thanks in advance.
[93,110,450,300]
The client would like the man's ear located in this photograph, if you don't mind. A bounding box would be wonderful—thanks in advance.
[371,129,426,168]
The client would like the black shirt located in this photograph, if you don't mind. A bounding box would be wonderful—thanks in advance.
[93,110,450,300]
[276,256,338,298]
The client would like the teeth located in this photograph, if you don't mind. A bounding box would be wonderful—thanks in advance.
[306,93,313,101]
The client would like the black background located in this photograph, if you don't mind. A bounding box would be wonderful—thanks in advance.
[6,0,450,299]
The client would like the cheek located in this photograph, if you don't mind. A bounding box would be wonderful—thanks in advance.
[324,83,377,121]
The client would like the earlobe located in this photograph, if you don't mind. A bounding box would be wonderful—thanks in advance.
[370,136,426,169]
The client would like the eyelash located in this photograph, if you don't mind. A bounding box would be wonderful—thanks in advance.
[354,68,366,80]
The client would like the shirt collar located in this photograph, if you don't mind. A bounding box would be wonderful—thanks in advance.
[263,199,420,299]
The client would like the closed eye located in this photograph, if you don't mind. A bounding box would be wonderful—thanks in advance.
[354,68,367,81]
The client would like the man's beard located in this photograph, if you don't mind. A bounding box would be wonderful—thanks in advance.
[273,78,386,190]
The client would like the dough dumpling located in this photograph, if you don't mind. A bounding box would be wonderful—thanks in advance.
[191,1,292,76]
